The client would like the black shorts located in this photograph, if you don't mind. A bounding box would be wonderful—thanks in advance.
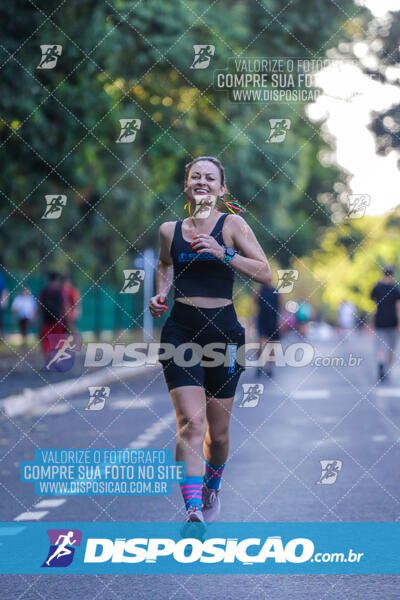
[159,302,245,398]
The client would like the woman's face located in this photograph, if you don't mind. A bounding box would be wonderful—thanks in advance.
[185,160,226,218]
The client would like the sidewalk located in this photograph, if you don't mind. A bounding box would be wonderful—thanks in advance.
[0,344,158,402]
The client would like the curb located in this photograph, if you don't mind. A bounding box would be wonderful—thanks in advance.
[1,364,160,418]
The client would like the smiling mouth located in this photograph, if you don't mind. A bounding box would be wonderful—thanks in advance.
[193,187,210,194]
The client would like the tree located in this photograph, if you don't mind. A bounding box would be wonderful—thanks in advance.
[0,0,367,289]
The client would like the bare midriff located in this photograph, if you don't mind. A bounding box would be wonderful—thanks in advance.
[176,297,232,308]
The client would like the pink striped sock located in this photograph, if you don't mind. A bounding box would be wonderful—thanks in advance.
[180,476,203,509]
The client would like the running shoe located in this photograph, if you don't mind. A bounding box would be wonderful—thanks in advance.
[202,486,221,522]
[180,506,206,539]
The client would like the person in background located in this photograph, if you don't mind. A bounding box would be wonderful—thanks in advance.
[0,263,9,340]
[61,274,81,333]
[11,287,37,346]
[296,300,312,337]
[253,282,282,378]
[337,300,356,337]
[370,265,400,382]
[38,272,65,354]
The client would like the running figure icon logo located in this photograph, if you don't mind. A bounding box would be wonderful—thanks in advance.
[37,45,62,69]
[190,45,215,69]
[86,386,110,410]
[316,460,343,485]
[43,334,82,372]
[42,195,67,219]
[120,269,145,294]
[239,383,264,407]
[42,529,82,567]
[346,194,370,219]
[266,119,291,143]
[275,269,299,294]
[116,119,141,143]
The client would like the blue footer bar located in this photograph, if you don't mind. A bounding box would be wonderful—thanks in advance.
[0,522,398,574]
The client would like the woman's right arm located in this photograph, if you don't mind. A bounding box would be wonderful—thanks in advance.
[149,222,175,318]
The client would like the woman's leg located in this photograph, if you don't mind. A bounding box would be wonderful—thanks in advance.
[203,395,235,477]
[200,394,235,521]
[170,385,207,513]
[170,385,207,470]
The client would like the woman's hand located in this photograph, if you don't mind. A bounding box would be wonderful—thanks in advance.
[149,294,168,319]
[190,234,225,260]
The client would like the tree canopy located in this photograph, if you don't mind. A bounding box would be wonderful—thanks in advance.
[1,0,367,288]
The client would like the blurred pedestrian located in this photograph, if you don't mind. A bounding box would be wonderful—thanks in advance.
[61,274,81,333]
[11,287,37,346]
[253,282,282,378]
[0,262,9,339]
[296,300,312,337]
[337,300,356,336]
[370,265,400,382]
[38,272,65,354]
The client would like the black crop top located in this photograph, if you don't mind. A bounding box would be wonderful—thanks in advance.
[170,213,235,300]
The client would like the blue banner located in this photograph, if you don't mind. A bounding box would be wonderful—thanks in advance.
[0,522,398,574]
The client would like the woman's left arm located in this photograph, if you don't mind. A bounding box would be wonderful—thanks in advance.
[227,215,272,285]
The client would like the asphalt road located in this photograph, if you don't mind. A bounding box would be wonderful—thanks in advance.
[0,329,399,598]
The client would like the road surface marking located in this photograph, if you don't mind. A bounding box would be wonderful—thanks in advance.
[0,364,159,416]
[375,388,400,398]
[291,390,330,400]
[110,397,153,410]
[318,416,338,424]
[372,434,388,442]
[14,511,48,521]
[129,410,176,449]
[30,404,70,416]
[34,499,66,508]
[314,436,349,445]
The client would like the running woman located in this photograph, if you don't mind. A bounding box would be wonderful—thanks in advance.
[149,156,271,531]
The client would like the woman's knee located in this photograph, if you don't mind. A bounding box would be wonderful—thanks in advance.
[207,426,229,447]
[177,414,207,439]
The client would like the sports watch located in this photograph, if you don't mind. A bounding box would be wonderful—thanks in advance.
[223,246,237,263]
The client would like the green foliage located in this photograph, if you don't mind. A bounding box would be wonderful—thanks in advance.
[305,209,400,315]
[0,0,366,288]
